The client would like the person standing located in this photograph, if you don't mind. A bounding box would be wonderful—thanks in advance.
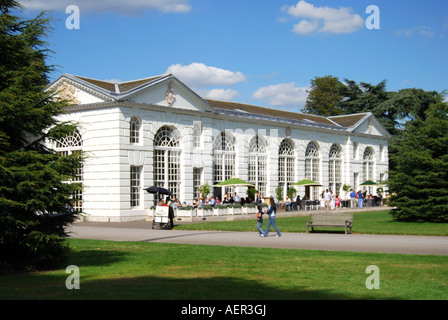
[233,192,240,204]
[166,197,174,229]
[357,190,364,209]
[324,189,331,210]
[350,189,357,208]
[264,197,281,237]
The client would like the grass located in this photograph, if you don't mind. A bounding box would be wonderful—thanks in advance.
[1,239,447,300]
[174,210,448,236]
[1,210,447,300]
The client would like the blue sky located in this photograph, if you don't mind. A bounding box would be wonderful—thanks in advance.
[19,0,448,112]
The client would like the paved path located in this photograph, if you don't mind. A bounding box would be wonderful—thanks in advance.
[67,220,448,256]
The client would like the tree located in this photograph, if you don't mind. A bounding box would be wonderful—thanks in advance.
[303,75,343,116]
[388,102,448,222]
[304,76,444,137]
[0,1,83,271]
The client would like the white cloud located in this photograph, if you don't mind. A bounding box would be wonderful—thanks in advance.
[284,0,364,35]
[394,25,435,37]
[252,82,309,108]
[198,88,240,101]
[292,19,320,35]
[18,0,192,15]
[166,63,246,87]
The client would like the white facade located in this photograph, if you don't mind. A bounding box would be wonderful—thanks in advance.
[48,74,390,222]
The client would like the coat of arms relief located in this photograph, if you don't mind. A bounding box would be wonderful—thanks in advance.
[165,82,175,106]
[56,81,80,105]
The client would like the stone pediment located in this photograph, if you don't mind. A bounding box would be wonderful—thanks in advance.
[48,75,114,105]
[48,73,218,114]
[350,113,391,138]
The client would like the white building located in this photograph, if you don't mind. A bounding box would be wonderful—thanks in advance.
[48,73,390,222]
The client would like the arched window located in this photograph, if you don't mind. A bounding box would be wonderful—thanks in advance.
[278,139,295,199]
[363,147,374,182]
[329,144,342,194]
[56,130,83,149]
[248,135,267,197]
[213,131,235,200]
[154,126,181,199]
[55,130,83,212]
[130,116,141,144]
[305,141,320,199]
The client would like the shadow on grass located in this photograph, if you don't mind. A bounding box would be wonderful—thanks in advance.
[1,272,392,300]
[69,249,129,267]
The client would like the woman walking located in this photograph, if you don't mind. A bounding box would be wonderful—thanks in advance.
[264,197,281,237]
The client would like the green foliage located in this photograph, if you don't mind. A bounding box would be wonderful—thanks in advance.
[388,102,448,222]
[287,187,297,200]
[303,75,344,116]
[275,187,283,201]
[198,183,211,198]
[0,2,82,271]
[179,206,194,210]
[246,187,257,202]
[303,76,444,137]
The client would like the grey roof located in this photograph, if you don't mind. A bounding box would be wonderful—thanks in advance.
[49,73,390,137]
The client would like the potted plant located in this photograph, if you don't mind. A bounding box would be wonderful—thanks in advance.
[342,184,352,199]
[242,203,256,214]
[275,187,283,202]
[198,183,211,199]
[177,206,195,218]
[198,205,213,217]
[213,204,227,216]
[246,187,258,203]
[229,203,242,215]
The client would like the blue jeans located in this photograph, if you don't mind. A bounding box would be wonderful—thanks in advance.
[358,198,363,208]
[264,215,281,237]
[256,220,264,235]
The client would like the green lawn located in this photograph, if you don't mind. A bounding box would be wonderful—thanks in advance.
[174,210,448,236]
[1,210,447,300]
[1,239,447,300]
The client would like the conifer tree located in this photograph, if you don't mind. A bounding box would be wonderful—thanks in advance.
[0,1,83,270]
[388,102,448,222]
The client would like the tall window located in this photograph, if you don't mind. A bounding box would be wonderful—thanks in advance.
[130,116,141,144]
[56,130,83,212]
[329,144,342,195]
[248,135,267,197]
[278,139,295,199]
[154,126,181,199]
[363,147,374,181]
[305,141,320,199]
[130,166,142,208]
[213,131,235,199]
[193,121,202,148]
[193,168,202,200]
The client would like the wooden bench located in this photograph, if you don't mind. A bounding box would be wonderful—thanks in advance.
[306,213,353,234]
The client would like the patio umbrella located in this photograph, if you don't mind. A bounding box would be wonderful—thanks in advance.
[145,186,173,196]
[213,177,255,187]
[359,180,380,186]
[291,179,323,187]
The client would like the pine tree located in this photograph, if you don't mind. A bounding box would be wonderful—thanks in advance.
[0,1,83,271]
[388,102,448,222]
